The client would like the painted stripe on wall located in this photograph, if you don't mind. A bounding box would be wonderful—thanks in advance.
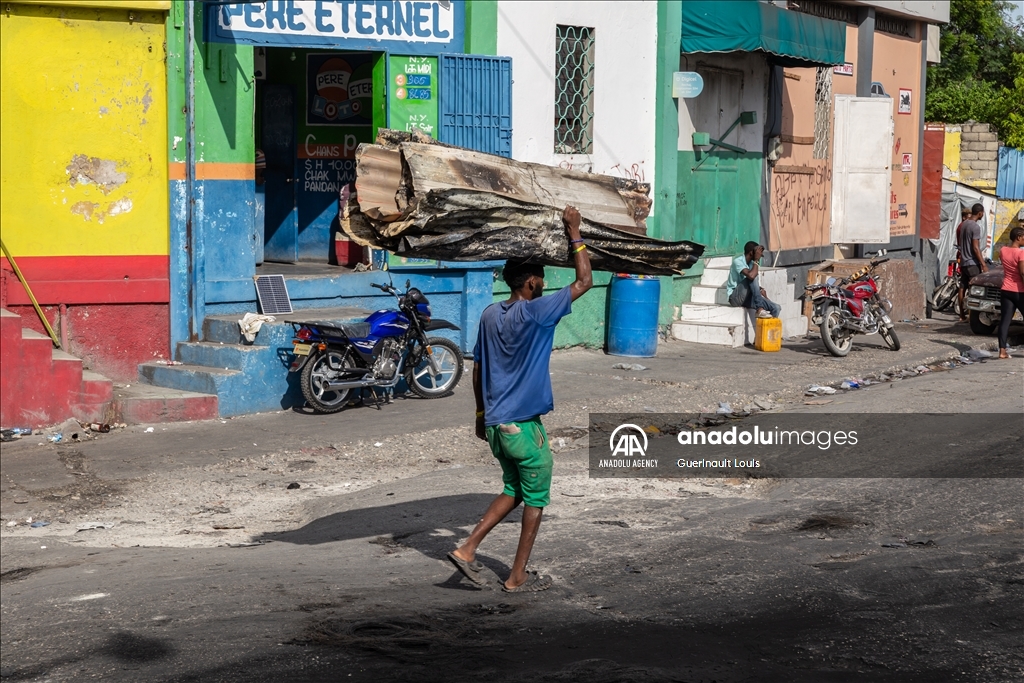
[1,255,169,305]
[168,163,255,180]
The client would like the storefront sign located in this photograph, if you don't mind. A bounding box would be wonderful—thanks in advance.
[209,0,465,54]
[388,55,438,135]
[901,153,913,172]
[672,71,704,98]
[833,62,853,76]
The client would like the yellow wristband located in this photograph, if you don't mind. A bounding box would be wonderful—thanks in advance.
[475,411,485,418]
[573,244,587,254]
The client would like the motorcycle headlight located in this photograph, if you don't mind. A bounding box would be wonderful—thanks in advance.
[969,286,987,297]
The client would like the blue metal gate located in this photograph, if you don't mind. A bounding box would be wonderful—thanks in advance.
[997,146,1024,200]
[439,55,512,157]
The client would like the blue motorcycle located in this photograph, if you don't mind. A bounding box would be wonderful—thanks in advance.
[287,280,463,413]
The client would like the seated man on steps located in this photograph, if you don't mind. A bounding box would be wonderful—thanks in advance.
[725,242,781,319]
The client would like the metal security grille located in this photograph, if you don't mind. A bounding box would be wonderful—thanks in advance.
[877,13,912,37]
[554,25,595,154]
[788,0,857,24]
[254,275,293,315]
[813,67,832,159]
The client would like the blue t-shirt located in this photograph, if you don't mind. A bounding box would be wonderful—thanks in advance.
[473,286,573,427]
[725,254,752,297]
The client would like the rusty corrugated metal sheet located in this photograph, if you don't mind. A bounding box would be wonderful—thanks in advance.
[921,125,945,240]
[342,130,704,275]
[997,146,1024,200]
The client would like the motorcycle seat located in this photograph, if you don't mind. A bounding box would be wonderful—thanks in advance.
[288,321,372,339]
[337,322,371,339]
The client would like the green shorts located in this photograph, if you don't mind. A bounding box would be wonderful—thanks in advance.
[485,417,553,508]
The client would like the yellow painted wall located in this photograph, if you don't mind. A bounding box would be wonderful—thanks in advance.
[942,126,962,181]
[13,1,171,9]
[994,200,1024,247]
[0,3,168,257]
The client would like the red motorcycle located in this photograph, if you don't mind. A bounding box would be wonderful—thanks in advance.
[805,252,900,357]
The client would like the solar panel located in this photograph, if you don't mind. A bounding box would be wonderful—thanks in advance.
[254,275,293,315]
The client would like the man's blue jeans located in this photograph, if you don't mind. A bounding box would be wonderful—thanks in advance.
[728,278,781,317]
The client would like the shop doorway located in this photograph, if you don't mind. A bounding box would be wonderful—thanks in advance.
[255,48,382,264]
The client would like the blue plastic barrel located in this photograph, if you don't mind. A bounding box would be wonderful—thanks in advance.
[607,275,661,357]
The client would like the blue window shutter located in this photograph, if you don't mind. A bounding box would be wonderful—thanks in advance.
[439,55,512,158]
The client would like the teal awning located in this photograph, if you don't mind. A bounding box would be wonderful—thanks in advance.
[681,0,847,67]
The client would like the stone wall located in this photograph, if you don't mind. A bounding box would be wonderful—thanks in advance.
[957,122,999,190]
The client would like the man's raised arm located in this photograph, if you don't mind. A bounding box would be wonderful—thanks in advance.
[563,205,593,302]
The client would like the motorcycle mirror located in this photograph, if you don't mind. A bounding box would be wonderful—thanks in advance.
[826,277,837,287]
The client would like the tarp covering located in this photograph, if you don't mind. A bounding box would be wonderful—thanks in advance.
[681,0,847,67]
[341,131,705,275]
[936,181,997,270]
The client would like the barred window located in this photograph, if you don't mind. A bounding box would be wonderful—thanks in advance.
[554,25,595,155]
[787,0,857,24]
[876,13,912,37]
[812,67,832,159]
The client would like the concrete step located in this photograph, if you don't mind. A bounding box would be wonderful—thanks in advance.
[109,383,219,424]
[176,341,267,371]
[705,256,734,269]
[49,349,85,417]
[139,362,241,398]
[699,267,731,288]
[138,360,299,418]
[77,370,114,423]
[678,303,746,325]
[670,320,745,347]
[80,370,114,405]
[691,285,730,306]
[783,315,810,339]
[1,308,21,349]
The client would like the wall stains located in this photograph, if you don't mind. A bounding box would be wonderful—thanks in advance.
[66,155,127,194]
[70,201,100,221]
[69,198,133,224]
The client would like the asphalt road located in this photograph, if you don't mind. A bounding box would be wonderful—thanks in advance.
[1,338,1022,682]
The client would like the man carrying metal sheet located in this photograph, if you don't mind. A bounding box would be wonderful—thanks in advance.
[446,206,592,593]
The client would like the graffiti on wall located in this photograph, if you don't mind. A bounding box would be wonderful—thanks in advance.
[770,164,832,248]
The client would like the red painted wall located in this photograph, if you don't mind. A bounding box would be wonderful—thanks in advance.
[921,124,945,240]
[7,304,170,382]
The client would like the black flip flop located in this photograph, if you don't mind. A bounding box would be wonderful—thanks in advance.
[502,571,552,593]
[446,551,488,586]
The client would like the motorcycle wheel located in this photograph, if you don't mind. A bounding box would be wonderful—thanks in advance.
[819,305,853,357]
[880,324,901,351]
[406,337,464,399]
[931,277,958,312]
[300,349,354,413]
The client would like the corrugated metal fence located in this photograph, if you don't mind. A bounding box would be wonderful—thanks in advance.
[997,146,1024,200]
[439,55,512,158]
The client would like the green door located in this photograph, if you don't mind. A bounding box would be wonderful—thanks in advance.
[676,65,761,256]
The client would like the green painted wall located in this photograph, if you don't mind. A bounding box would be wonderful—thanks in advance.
[492,268,613,348]
[195,41,255,163]
[167,6,256,164]
[167,4,186,165]
[465,0,498,55]
[653,0,682,242]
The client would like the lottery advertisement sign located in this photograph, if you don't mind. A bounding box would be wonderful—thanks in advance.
[388,55,438,136]
[307,53,374,127]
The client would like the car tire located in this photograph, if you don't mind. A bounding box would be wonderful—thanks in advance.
[968,310,997,336]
